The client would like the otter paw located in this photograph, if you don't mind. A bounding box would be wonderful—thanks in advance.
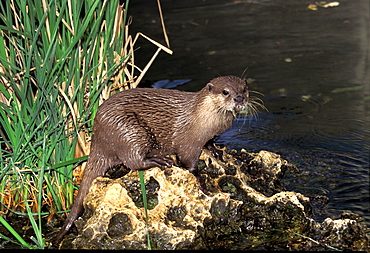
[205,140,224,161]
[148,157,174,169]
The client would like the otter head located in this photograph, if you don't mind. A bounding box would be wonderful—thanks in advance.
[203,75,249,115]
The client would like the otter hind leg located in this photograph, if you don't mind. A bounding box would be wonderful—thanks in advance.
[115,133,174,171]
[143,157,174,170]
[115,115,175,171]
[122,152,174,171]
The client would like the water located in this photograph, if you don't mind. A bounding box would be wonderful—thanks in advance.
[129,0,370,226]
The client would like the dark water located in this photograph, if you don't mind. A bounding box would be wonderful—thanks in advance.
[129,0,370,226]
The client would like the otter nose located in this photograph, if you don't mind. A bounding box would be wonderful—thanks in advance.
[234,95,244,103]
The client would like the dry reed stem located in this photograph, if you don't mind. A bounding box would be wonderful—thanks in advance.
[42,0,51,42]
[157,0,170,48]
[130,32,173,88]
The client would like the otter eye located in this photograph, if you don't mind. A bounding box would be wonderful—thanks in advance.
[222,90,230,96]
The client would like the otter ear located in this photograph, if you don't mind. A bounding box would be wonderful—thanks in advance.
[206,82,214,92]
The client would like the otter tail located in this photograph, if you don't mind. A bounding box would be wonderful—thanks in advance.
[52,191,85,246]
[53,161,106,247]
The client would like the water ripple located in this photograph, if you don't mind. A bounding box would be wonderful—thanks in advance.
[262,95,320,120]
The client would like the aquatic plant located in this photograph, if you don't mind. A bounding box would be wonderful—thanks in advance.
[0,0,170,248]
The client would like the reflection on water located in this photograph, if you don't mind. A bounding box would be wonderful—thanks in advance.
[130,0,370,226]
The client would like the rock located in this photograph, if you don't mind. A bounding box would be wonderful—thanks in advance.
[61,148,369,250]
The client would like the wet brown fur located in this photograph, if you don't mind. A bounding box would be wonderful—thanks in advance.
[54,75,249,245]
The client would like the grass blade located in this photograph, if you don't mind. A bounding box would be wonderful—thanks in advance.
[0,216,36,249]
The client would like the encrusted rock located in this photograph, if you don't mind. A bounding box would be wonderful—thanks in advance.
[61,148,369,250]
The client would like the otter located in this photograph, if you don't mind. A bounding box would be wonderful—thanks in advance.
[54,75,249,245]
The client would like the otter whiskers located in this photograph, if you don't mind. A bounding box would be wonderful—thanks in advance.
[235,90,267,129]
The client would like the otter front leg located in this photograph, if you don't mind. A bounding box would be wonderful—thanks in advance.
[179,152,207,192]
[204,138,224,161]
[189,165,207,193]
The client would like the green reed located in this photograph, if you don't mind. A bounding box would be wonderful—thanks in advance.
[0,0,169,248]
[139,171,152,250]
